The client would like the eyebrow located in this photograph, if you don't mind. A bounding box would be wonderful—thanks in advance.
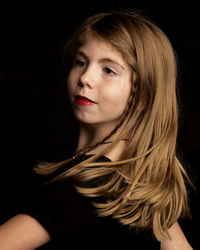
[76,50,125,70]
[100,58,125,70]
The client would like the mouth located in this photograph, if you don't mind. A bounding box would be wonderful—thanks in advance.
[75,95,97,105]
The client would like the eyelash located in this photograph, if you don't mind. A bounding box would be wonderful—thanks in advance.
[74,59,86,67]
[73,59,117,76]
[103,67,117,76]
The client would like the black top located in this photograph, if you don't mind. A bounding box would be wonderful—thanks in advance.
[22,155,160,250]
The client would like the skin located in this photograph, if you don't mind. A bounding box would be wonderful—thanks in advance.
[161,222,193,250]
[0,214,50,250]
[0,33,193,250]
[67,33,132,156]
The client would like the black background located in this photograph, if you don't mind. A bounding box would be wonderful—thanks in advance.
[0,0,200,249]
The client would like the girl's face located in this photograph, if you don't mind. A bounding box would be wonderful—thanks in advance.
[67,33,132,128]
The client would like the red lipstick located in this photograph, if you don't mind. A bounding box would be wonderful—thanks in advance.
[75,95,96,105]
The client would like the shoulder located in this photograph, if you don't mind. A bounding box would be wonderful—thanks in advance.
[0,214,50,249]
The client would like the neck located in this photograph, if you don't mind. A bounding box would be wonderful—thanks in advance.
[75,122,128,161]
[76,122,116,153]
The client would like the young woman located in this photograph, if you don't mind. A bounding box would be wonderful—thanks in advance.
[0,10,193,250]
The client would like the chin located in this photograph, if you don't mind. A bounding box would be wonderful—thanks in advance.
[73,113,98,125]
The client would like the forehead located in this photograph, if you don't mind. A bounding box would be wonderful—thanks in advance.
[78,32,127,63]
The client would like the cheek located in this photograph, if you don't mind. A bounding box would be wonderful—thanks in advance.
[101,84,130,114]
[67,72,76,92]
[67,76,75,104]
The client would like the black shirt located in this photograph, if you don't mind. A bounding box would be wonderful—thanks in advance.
[22,155,160,249]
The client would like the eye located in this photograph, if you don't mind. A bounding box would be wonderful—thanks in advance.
[73,59,86,67]
[103,67,117,75]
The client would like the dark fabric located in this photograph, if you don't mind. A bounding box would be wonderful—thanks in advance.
[21,155,160,249]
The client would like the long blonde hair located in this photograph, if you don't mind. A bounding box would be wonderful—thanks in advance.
[35,10,193,241]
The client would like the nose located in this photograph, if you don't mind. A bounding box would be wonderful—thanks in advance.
[79,67,95,89]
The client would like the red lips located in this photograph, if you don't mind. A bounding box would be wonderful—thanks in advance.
[75,95,96,105]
